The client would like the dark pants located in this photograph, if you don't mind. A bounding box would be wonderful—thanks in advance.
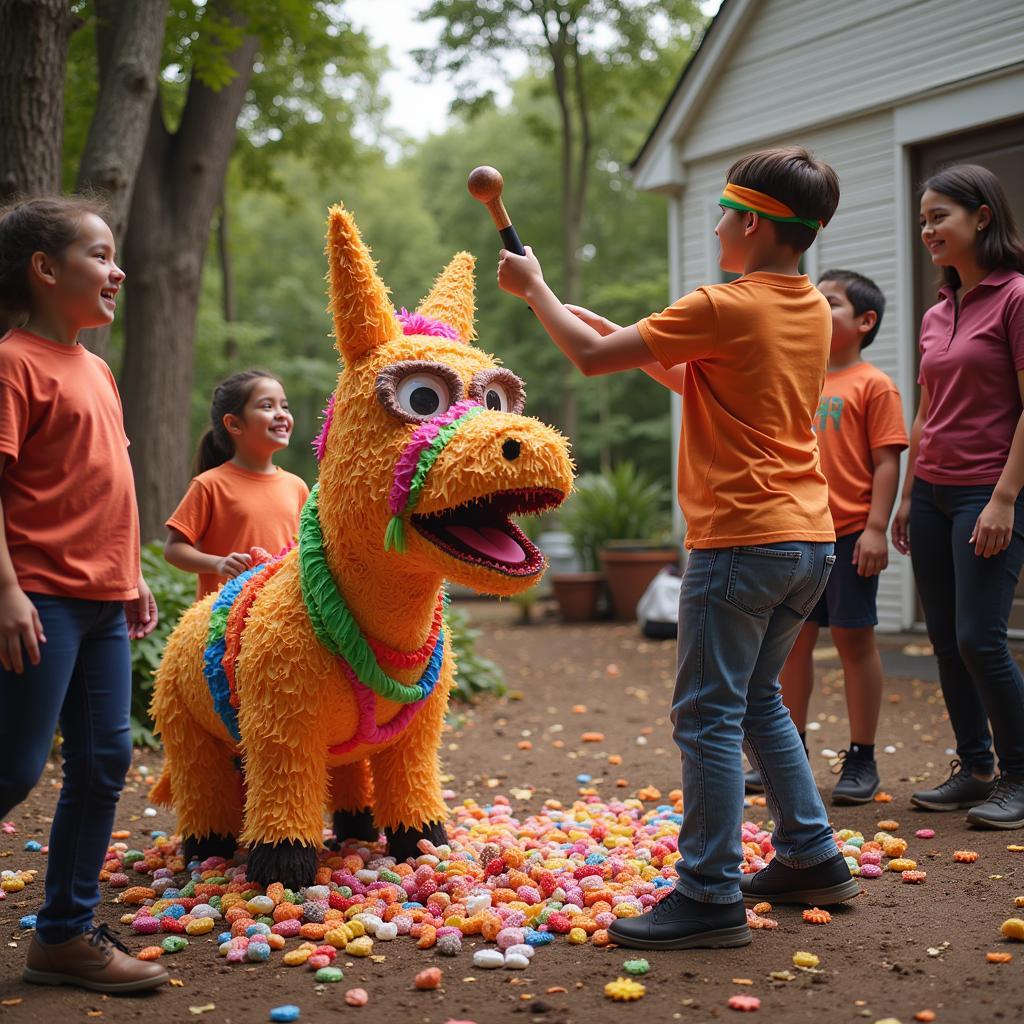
[0,595,132,944]
[910,477,1024,776]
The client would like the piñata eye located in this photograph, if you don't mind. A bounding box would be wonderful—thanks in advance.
[397,374,451,418]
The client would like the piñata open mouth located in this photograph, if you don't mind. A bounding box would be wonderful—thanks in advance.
[411,488,563,576]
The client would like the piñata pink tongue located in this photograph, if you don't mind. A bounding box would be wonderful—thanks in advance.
[447,526,526,564]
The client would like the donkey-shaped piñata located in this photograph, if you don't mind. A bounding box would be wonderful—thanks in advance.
[150,205,574,887]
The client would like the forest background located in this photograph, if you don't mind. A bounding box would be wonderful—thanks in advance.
[0,0,711,539]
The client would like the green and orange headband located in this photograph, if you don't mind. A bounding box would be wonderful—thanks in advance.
[719,183,823,231]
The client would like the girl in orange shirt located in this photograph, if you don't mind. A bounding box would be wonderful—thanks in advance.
[0,197,167,993]
[164,371,309,599]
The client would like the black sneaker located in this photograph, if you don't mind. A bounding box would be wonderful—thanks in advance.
[910,760,996,811]
[739,851,860,906]
[744,768,764,794]
[831,750,880,805]
[608,888,751,950]
[965,773,1024,829]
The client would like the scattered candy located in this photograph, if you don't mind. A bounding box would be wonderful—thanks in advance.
[472,949,505,969]
[414,967,443,989]
[18,915,37,930]
[345,988,368,1006]
[802,908,831,924]
[914,1012,936,1023]
[792,951,819,969]
[752,902,772,915]
[953,850,979,863]
[269,1007,301,1023]
[877,820,899,831]
[986,951,1012,964]
[915,829,935,840]
[727,994,761,1012]
[315,966,343,983]
[1000,918,1024,941]
[623,958,650,975]
[137,946,163,960]
[604,978,645,1001]
[902,870,927,884]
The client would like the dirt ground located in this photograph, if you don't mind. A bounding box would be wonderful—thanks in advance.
[2,600,1023,1024]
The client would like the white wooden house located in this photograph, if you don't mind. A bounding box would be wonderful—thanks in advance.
[632,0,1024,631]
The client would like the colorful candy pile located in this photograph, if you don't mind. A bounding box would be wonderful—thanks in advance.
[84,792,921,975]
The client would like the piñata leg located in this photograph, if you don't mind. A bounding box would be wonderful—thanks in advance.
[370,659,452,861]
[328,760,377,846]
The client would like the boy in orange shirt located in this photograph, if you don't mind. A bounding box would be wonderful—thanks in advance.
[498,147,859,951]
[746,270,907,804]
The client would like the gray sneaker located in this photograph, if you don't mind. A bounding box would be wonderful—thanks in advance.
[965,773,1024,829]
[831,751,880,805]
[910,760,995,811]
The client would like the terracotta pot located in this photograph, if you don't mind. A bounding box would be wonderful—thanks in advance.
[599,545,679,621]
[550,572,604,623]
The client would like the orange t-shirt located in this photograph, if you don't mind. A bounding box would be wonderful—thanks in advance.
[814,361,908,537]
[0,329,140,600]
[166,461,309,598]
[638,273,835,549]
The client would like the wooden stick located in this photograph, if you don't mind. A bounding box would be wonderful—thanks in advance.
[467,165,525,256]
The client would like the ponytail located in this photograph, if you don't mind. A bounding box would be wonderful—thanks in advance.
[193,369,281,474]
[194,427,231,474]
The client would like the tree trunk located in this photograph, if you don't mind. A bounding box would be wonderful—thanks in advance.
[218,190,237,360]
[544,21,579,447]
[76,0,168,358]
[0,0,72,201]
[120,4,258,540]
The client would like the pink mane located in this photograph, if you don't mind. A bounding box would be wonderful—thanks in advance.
[396,308,460,341]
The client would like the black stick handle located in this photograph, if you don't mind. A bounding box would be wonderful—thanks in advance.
[499,224,525,257]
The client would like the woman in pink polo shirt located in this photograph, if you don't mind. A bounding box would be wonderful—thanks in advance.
[893,164,1024,828]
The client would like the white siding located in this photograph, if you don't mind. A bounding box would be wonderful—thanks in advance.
[678,0,1024,162]
[671,111,907,630]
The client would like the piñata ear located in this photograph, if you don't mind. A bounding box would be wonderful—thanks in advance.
[325,204,401,364]
[415,251,476,343]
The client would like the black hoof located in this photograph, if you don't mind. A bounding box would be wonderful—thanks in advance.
[386,821,449,863]
[182,832,237,864]
[330,808,378,849]
[247,840,319,889]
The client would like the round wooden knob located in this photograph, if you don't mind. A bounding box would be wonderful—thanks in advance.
[467,165,512,231]
[467,165,504,204]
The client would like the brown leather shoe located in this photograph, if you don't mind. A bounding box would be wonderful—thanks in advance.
[24,924,169,993]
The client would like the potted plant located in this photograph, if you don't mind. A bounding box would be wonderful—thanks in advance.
[576,462,677,621]
[547,490,606,623]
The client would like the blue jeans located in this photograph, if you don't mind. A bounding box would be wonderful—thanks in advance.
[672,542,838,903]
[0,595,132,944]
[910,477,1024,776]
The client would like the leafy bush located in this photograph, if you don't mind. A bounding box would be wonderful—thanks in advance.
[446,603,505,703]
[131,543,195,747]
[559,461,671,571]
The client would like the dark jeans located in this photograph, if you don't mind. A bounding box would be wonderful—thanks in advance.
[0,595,132,944]
[672,542,838,903]
[910,477,1024,776]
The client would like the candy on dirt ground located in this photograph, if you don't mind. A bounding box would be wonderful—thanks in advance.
[953,850,979,863]
[414,967,443,989]
[727,994,761,1012]
[1000,918,1024,940]
[986,952,1013,964]
[802,908,831,924]
[604,978,645,1001]
[792,951,820,969]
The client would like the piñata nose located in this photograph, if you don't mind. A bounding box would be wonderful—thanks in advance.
[502,438,521,462]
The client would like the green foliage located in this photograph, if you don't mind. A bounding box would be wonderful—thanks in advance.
[131,543,196,747]
[446,604,505,703]
[559,461,671,570]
